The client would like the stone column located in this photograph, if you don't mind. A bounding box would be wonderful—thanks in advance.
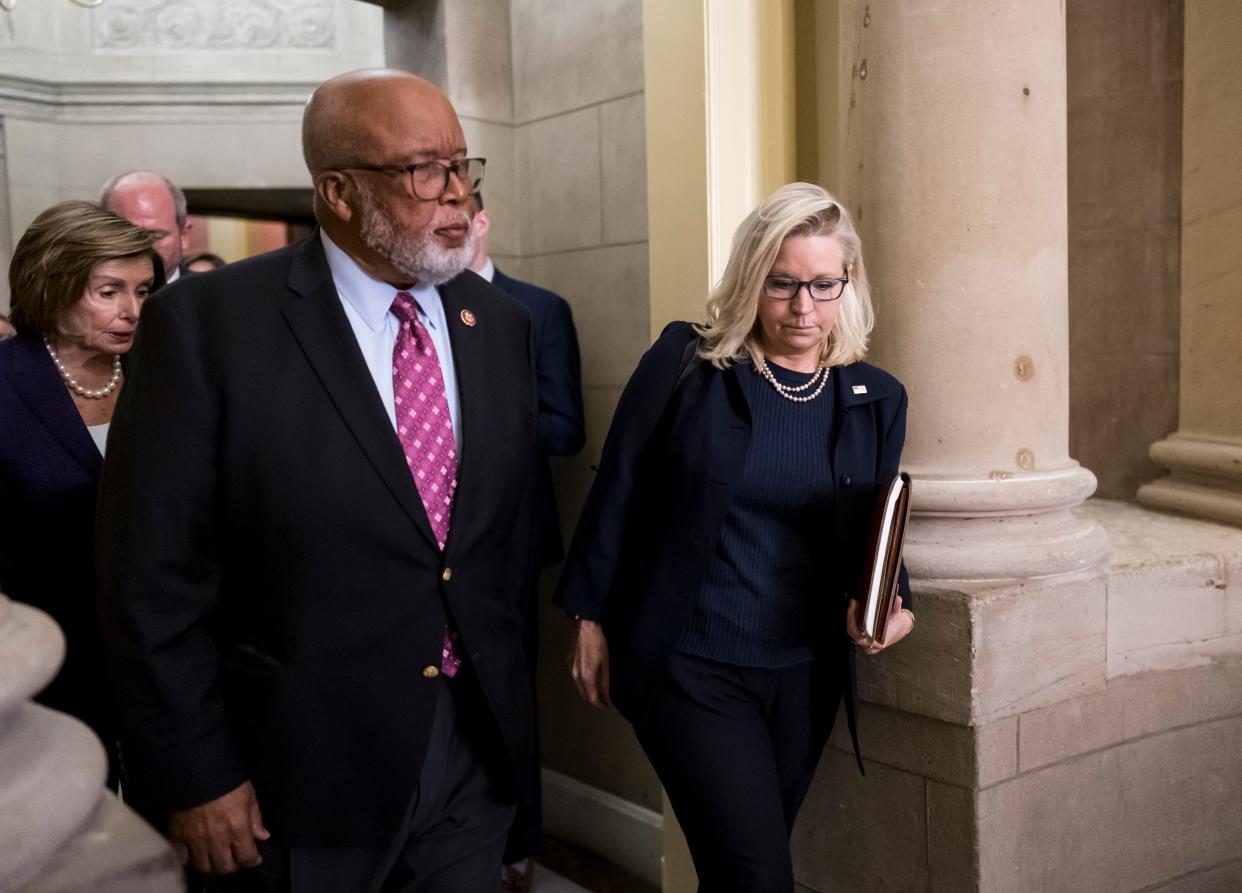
[0,594,181,892]
[832,0,1106,581]
[1138,0,1242,526]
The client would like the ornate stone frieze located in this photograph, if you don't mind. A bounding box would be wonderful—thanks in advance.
[94,0,335,51]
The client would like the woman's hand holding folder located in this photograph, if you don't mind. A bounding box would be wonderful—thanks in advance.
[846,591,914,656]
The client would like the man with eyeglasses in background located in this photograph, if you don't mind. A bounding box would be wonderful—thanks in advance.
[98,68,540,892]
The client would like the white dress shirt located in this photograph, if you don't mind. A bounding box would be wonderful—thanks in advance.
[319,231,463,450]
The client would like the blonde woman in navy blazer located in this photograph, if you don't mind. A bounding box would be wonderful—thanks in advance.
[556,183,915,891]
[0,201,161,788]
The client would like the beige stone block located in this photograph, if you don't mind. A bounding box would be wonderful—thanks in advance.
[459,118,518,256]
[239,123,310,189]
[1017,657,1242,772]
[927,781,978,893]
[978,716,1242,892]
[1080,500,1242,567]
[8,185,65,238]
[1067,0,1182,103]
[1145,860,1242,893]
[1068,226,1180,359]
[599,93,647,245]
[510,0,643,122]
[443,0,514,123]
[1227,554,1242,634]
[1069,349,1177,500]
[526,244,649,390]
[4,120,61,190]
[1107,555,1231,676]
[792,751,928,892]
[854,585,975,725]
[827,703,1018,790]
[1069,88,1182,234]
[517,108,603,255]
[973,574,1107,722]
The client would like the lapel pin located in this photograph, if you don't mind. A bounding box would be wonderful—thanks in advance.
[852,385,868,395]
[460,309,477,327]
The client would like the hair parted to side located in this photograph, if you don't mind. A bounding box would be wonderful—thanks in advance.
[695,182,875,369]
[8,201,164,336]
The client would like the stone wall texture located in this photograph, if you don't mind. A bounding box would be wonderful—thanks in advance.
[792,500,1242,892]
[1067,0,1183,500]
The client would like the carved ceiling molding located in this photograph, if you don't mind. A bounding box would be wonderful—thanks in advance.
[0,74,313,123]
[93,0,335,51]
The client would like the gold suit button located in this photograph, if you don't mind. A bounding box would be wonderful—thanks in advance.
[441,568,453,582]
[422,665,440,679]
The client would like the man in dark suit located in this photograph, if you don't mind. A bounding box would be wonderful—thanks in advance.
[464,193,585,889]
[97,69,539,892]
[100,171,194,285]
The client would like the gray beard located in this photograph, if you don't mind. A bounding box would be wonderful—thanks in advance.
[357,189,469,286]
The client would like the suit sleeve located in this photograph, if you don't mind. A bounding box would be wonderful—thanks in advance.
[553,321,696,621]
[535,298,586,457]
[509,313,542,584]
[96,291,246,816]
[880,384,912,611]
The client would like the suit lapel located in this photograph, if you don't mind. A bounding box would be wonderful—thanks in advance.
[279,238,439,551]
[438,275,490,550]
[9,334,102,477]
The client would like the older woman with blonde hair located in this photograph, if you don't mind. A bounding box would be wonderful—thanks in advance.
[0,200,162,788]
[556,182,913,890]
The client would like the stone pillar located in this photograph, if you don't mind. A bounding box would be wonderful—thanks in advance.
[1138,0,1242,526]
[831,0,1106,581]
[0,594,182,891]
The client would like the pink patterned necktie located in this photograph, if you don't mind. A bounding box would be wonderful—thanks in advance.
[391,291,462,677]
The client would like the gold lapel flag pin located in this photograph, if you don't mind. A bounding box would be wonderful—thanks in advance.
[460,309,477,327]
[852,385,868,395]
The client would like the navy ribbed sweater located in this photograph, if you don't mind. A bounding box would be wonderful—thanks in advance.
[676,359,835,667]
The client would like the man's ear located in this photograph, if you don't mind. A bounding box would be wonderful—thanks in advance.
[316,172,355,223]
[179,218,193,251]
[472,209,492,239]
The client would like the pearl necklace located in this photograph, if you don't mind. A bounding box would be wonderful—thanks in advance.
[43,336,122,399]
[756,358,830,403]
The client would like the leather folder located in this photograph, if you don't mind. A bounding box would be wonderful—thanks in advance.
[855,472,912,645]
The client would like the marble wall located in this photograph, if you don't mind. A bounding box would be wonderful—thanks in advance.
[0,0,385,310]
[383,0,657,813]
[509,0,657,814]
[1067,0,1183,500]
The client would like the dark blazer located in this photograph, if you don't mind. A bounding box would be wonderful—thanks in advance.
[0,333,118,767]
[96,235,540,847]
[555,321,910,726]
[492,267,585,567]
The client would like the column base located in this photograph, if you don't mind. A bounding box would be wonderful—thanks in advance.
[1138,434,1242,526]
[903,465,1106,581]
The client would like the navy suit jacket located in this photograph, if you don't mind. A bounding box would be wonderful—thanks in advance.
[96,236,540,846]
[492,267,585,567]
[0,333,118,751]
[555,322,910,733]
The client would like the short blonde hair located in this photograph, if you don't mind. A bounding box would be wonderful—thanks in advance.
[696,182,874,369]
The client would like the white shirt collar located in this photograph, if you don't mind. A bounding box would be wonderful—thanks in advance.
[165,266,181,284]
[319,230,441,331]
[478,258,495,283]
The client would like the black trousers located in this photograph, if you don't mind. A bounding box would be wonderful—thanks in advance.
[635,652,841,893]
[194,665,516,893]
[503,569,544,864]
